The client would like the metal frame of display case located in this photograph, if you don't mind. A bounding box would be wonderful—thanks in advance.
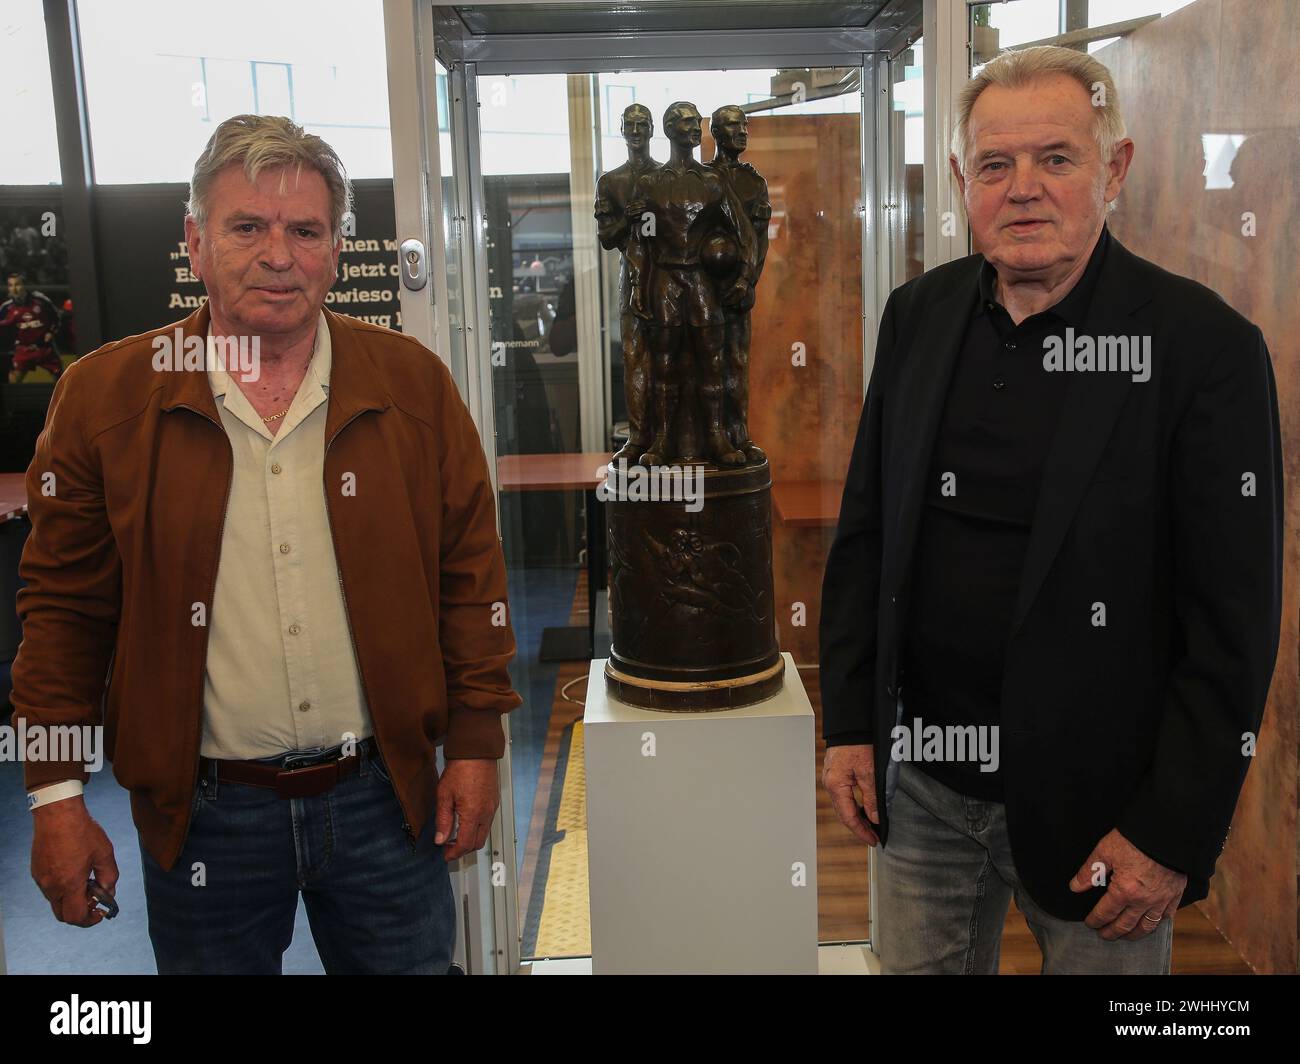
[382,0,973,975]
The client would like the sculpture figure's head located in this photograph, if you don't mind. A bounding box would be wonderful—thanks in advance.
[710,105,748,155]
[621,104,654,151]
[663,102,703,150]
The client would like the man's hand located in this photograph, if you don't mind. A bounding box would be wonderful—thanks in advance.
[1070,828,1187,940]
[434,758,500,862]
[821,744,880,846]
[31,797,118,927]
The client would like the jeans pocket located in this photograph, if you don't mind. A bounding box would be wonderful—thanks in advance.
[370,751,394,785]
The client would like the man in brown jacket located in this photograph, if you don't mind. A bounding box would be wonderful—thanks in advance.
[12,114,521,974]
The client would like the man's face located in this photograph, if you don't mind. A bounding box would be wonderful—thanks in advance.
[622,111,652,150]
[714,110,748,154]
[950,74,1132,280]
[666,108,703,149]
[7,276,25,301]
[184,162,340,336]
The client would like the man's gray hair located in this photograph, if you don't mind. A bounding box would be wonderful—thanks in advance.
[950,45,1127,173]
[186,114,353,239]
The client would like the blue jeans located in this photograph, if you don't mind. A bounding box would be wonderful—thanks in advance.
[875,760,1174,975]
[141,743,456,974]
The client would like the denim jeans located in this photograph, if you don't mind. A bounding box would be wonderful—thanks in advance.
[875,759,1173,975]
[141,743,456,974]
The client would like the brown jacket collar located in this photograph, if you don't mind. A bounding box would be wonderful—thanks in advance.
[158,303,390,441]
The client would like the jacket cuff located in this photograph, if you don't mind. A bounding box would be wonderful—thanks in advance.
[1116,797,1216,882]
[823,730,874,748]
[23,758,92,792]
[443,706,506,760]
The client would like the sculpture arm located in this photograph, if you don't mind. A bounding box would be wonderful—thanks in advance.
[594,177,629,252]
[750,178,772,284]
[720,178,758,287]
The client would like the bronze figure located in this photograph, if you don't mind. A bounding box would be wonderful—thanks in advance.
[624,101,756,467]
[595,104,662,464]
[708,105,770,463]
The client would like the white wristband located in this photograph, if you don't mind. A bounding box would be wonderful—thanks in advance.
[27,780,85,811]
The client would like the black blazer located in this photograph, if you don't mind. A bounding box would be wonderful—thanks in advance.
[819,233,1284,920]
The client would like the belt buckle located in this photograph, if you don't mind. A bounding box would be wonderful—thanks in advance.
[276,748,336,799]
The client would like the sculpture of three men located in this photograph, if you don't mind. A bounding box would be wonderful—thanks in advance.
[595,101,771,468]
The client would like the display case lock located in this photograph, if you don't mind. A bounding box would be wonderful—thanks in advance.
[399,238,428,291]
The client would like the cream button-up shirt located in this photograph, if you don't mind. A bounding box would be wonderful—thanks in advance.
[200,312,372,759]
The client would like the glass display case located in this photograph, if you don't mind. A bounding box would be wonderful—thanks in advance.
[386,0,939,974]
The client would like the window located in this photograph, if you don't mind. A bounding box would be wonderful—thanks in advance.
[0,0,61,184]
[77,0,393,183]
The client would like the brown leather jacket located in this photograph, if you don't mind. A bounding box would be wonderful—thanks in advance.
[11,304,521,870]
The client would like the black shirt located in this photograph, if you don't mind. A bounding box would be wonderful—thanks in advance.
[825,226,1112,802]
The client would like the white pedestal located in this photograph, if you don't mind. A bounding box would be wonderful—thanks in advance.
[583,653,819,974]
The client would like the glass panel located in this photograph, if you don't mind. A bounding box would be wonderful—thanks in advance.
[478,66,869,960]
[971,0,1058,58]
[971,0,1200,57]
[0,0,72,466]
[893,39,925,281]
[475,76,586,942]
[77,0,393,182]
[0,195,74,472]
[0,0,61,184]
[1084,0,1198,51]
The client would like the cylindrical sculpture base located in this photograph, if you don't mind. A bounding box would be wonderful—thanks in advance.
[603,457,784,712]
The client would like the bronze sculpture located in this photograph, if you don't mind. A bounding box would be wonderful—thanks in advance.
[595,104,662,464]
[624,101,756,467]
[598,101,783,711]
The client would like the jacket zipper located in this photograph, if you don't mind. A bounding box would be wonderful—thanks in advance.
[173,404,234,858]
[323,411,417,850]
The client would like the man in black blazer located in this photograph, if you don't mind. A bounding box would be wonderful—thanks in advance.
[819,46,1283,974]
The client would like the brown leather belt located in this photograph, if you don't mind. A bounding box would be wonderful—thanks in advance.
[199,737,378,799]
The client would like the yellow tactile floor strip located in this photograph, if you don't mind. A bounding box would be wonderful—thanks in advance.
[533,722,591,957]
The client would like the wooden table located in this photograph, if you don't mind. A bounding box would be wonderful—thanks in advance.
[497,452,612,662]
[496,452,611,493]
[771,480,842,528]
[0,472,27,523]
[0,473,27,522]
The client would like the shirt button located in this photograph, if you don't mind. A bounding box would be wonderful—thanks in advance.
[298,700,312,712]
[280,543,291,554]
[288,623,300,636]
[993,377,1006,390]
[271,462,282,475]
[1004,340,1016,350]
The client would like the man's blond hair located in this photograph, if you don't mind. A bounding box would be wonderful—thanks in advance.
[186,114,353,239]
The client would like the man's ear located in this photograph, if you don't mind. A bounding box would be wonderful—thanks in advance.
[183,215,202,281]
[1104,138,1135,206]
[948,154,966,197]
